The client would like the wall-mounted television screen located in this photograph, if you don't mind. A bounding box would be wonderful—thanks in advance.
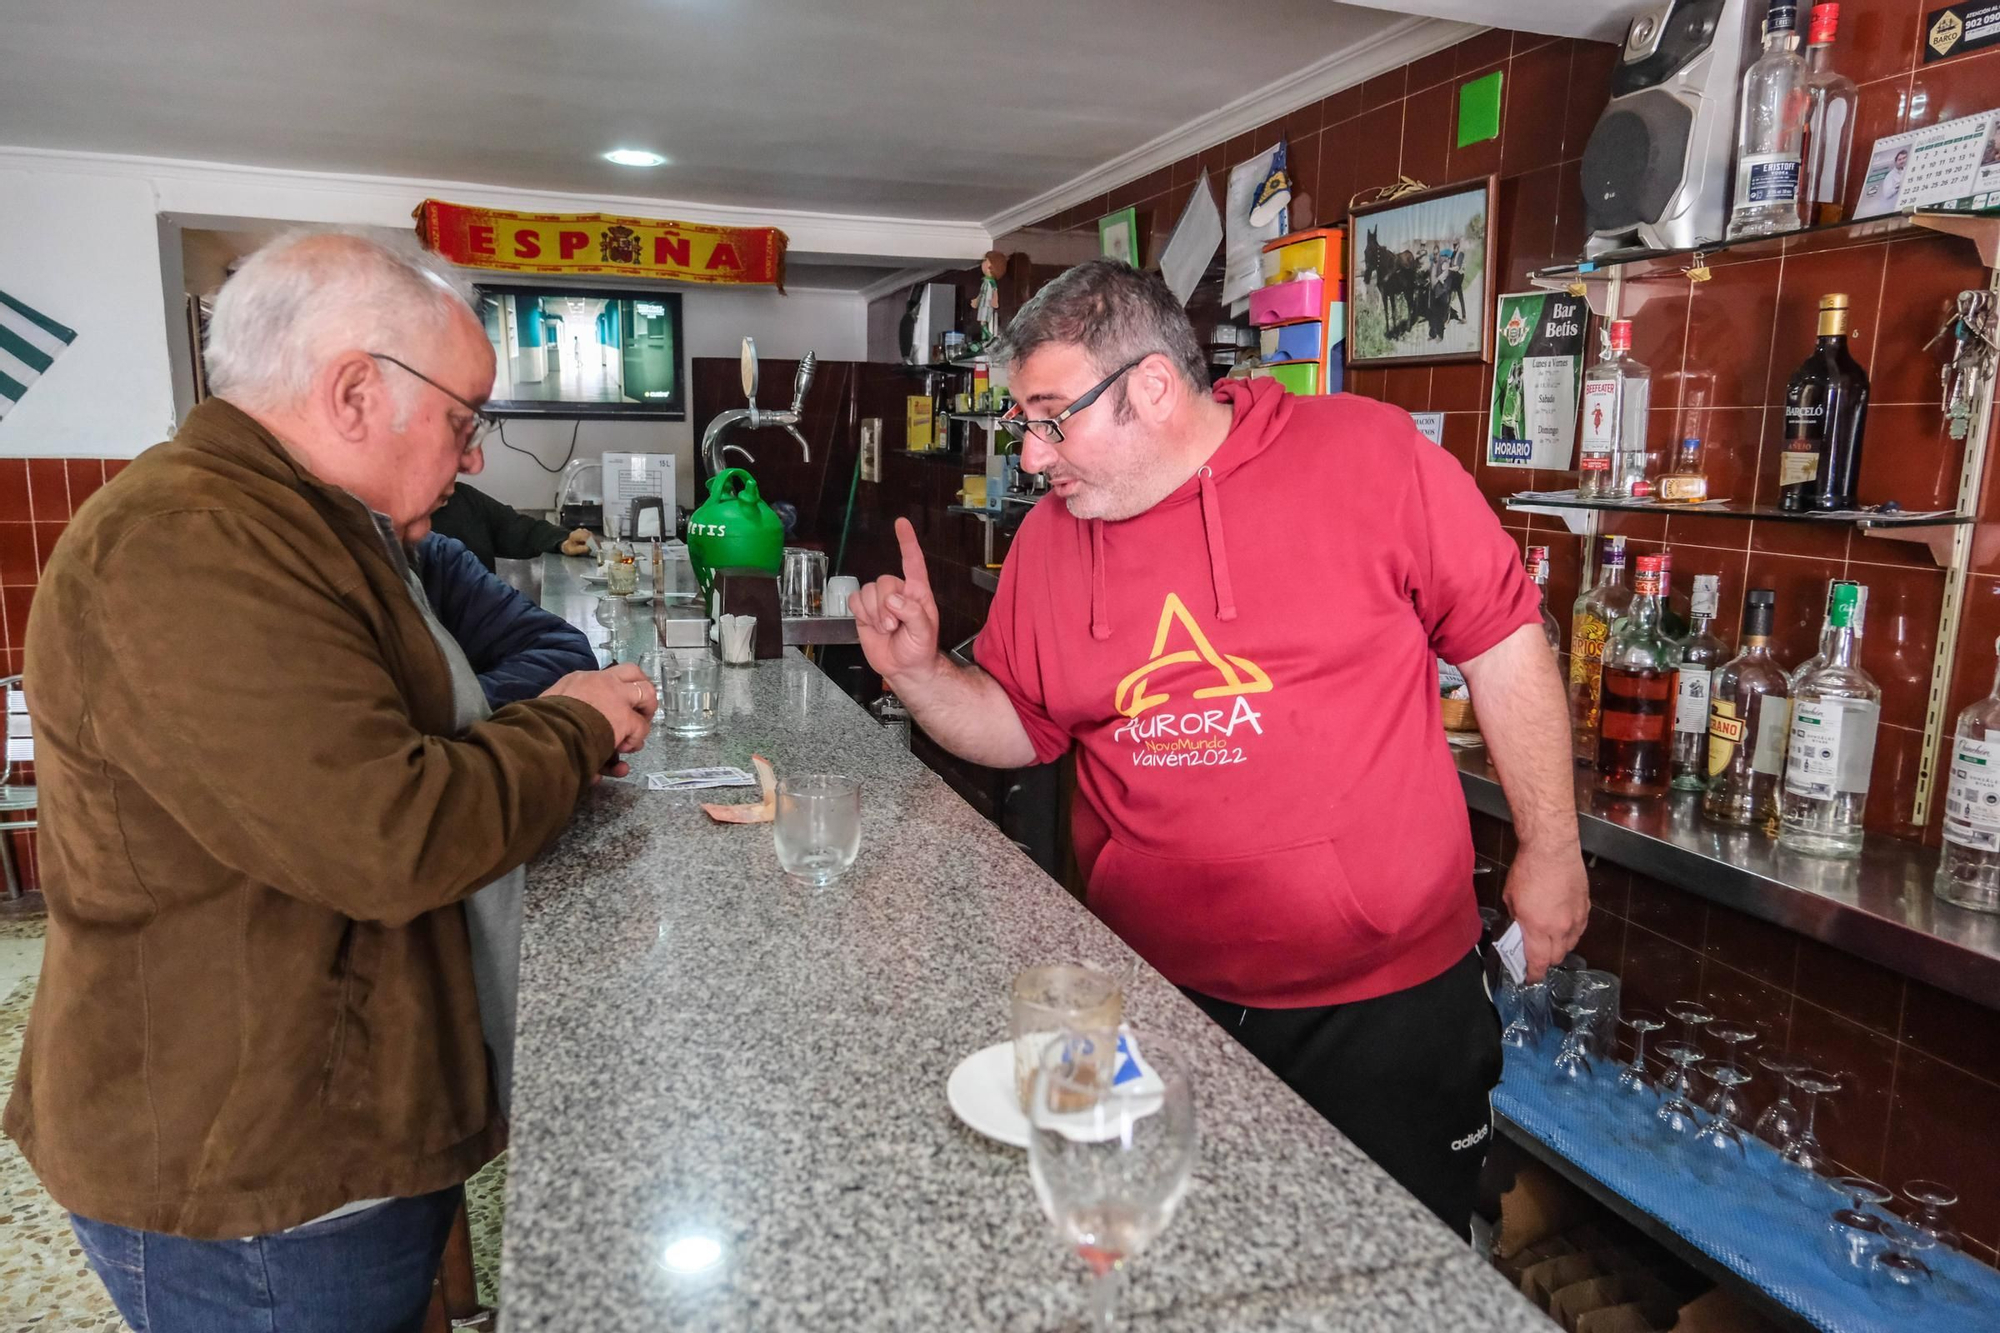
[473,285,684,419]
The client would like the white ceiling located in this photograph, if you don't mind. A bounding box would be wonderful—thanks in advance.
[0,0,1615,231]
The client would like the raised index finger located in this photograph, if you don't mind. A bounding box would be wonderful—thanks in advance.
[894,517,933,596]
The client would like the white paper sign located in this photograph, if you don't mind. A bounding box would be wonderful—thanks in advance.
[1160,170,1226,307]
[1222,146,1286,307]
[601,452,676,537]
[1411,412,1446,446]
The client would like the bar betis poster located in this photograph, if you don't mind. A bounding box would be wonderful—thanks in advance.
[1486,291,1587,468]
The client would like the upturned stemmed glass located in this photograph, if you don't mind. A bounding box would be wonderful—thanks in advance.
[1688,1061,1753,1178]
[1551,993,1602,1093]
[1753,1053,1809,1150]
[1707,1021,1762,1078]
[1870,1220,1938,1313]
[1501,975,1549,1050]
[1781,1068,1844,1176]
[1822,1177,1893,1286]
[1903,1179,1963,1251]
[1659,1000,1714,1099]
[1617,1012,1665,1097]
[1027,1030,1198,1331]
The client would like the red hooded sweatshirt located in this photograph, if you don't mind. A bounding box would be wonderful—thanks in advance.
[976,378,1540,1009]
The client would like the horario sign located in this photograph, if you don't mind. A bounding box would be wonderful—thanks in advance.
[415,199,787,289]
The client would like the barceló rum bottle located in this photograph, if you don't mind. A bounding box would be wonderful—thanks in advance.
[1779,293,1871,512]
[1597,554,1679,799]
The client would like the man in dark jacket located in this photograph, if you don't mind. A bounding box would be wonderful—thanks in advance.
[429,480,591,572]
[417,532,596,705]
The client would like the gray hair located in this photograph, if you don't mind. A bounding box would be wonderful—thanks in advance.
[993,259,1208,412]
[205,231,473,413]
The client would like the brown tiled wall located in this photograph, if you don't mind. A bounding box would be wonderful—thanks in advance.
[1472,808,2000,1267]
[0,457,132,894]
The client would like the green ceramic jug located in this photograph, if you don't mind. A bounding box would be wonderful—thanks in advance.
[686,468,784,592]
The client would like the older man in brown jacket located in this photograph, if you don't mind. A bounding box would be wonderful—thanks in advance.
[3,233,655,1333]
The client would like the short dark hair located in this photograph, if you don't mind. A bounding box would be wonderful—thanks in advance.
[994,260,1208,410]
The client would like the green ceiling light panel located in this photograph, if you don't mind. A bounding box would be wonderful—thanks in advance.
[1457,70,1503,147]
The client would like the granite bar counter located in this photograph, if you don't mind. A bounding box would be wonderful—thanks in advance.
[498,555,1546,1331]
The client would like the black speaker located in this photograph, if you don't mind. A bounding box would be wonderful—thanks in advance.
[1579,0,1759,255]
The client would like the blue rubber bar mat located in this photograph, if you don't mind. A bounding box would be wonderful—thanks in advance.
[1495,1045,2000,1332]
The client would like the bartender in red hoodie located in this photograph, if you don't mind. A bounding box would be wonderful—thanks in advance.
[852,260,1586,1238]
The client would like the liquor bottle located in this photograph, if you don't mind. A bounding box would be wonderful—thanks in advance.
[1598,554,1679,799]
[1938,638,2000,913]
[1658,547,1690,642]
[1569,536,1634,765]
[1673,575,1729,791]
[1779,582,1880,857]
[1800,4,1858,226]
[1527,545,1561,653]
[1658,437,1709,503]
[1727,2,1811,239]
[1779,293,1871,512]
[1705,590,1792,827]
[1579,321,1650,499]
[1788,578,1858,691]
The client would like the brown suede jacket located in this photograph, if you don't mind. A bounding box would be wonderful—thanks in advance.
[3,399,615,1238]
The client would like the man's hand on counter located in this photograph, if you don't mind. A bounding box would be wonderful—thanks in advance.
[560,529,592,556]
[852,518,943,689]
[543,664,657,776]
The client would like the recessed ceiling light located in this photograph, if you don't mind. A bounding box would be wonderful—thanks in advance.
[603,149,667,167]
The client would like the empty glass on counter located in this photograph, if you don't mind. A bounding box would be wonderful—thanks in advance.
[1617,1012,1664,1097]
[1753,1053,1809,1150]
[1821,1177,1893,1286]
[1027,1030,1197,1332]
[1658,1000,1714,1100]
[1550,986,1605,1093]
[1903,1179,1963,1251]
[1688,1061,1753,1178]
[772,774,861,886]
[656,654,720,737]
[781,547,827,617]
[1780,1068,1843,1177]
[1870,1220,1937,1312]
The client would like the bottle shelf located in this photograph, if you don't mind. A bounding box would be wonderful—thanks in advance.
[894,448,964,463]
[1530,210,2000,313]
[1502,490,1966,528]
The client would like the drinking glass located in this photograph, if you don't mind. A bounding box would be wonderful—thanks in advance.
[1617,1012,1664,1097]
[1779,1068,1843,1180]
[1500,975,1548,1050]
[1708,1020,1762,1071]
[1658,1000,1713,1101]
[781,548,827,617]
[1655,1045,1706,1138]
[1753,1053,1809,1150]
[1550,993,1602,1093]
[1870,1220,1937,1312]
[1012,966,1124,1113]
[772,775,861,886]
[606,547,640,596]
[1688,1062,1752,1179]
[1028,1030,1197,1331]
[1821,1177,1893,1286]
[1903,1179,1962,1250]
[656,654,720,737]
[1572,969,1620,1058]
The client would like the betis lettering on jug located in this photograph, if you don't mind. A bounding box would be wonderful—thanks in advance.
[415,199,787,289]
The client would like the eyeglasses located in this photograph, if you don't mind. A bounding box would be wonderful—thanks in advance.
[368,353,498,455]
[998,355,1151,447]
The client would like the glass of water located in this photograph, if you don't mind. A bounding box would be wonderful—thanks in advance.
[656,654,720,737]
[773,775,861,885]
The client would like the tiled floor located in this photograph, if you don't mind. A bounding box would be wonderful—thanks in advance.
[0,919,509,1328]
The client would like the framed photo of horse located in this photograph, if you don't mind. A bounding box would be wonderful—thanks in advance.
[1347,176,1497,368]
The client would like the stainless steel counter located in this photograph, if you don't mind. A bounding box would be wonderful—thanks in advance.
[1454,747,2000,1010]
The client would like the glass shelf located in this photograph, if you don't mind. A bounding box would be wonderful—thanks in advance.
[1501,490,1968,528]
[941,411,1011,428]
[894,448,963,462]
[1530,210,2000,294]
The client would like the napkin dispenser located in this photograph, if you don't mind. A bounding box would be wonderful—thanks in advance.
[711,567,783,660]
[626,495,668,541]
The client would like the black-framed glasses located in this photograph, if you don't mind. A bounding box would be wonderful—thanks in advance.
[369,352,498,454]
[998,355,1151,447]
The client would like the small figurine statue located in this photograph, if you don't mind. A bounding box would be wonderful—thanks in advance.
[972,250,1007,347]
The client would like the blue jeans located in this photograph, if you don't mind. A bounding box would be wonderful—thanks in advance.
[69,1187,460,1333]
